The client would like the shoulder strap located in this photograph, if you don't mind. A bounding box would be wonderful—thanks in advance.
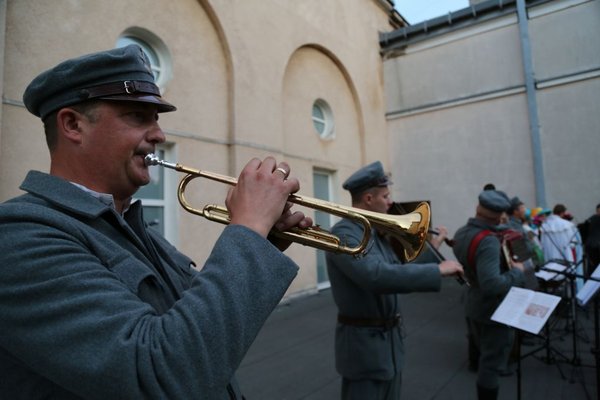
[467,229,493,270]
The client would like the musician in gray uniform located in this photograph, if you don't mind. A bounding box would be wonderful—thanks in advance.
[325,162,464,400]
[453,190,525,400]
[0,45,313,399]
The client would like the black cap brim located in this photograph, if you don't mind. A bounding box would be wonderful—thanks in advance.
[99,93,176,113]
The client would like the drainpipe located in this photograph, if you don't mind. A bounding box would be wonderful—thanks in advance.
[516,0,546,207]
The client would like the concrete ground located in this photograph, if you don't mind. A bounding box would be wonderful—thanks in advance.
[237,279,598,400]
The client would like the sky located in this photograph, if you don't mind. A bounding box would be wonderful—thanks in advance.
[394,0,470,24]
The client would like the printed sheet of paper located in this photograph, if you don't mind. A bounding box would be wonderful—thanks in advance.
[491,287,561,335]
[576,263,600,307]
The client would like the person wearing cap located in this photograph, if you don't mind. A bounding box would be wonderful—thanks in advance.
[531,207,551,231]
[507,197,526,231]
[452,190,526,400]
[325,161,464,400]
[0,45,313,399]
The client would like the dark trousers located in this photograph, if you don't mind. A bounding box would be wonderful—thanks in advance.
[468,319,513,391]
[585,243,600,273]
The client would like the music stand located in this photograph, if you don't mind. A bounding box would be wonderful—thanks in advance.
[576,263,600,400]
[538,223,588,363]
[490,287,562,400]
[538,261,587,365]
[534,261,599,398]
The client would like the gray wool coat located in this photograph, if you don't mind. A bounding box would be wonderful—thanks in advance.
[453,217,525,389]
[452,217,525,321]
[0,171,299,400]
[325,218,441,386]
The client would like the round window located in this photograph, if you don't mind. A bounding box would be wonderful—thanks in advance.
[312,99,335,140]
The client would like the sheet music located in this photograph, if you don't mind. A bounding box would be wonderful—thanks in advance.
[535,261,566,282]
[491,287,561,335]
[576,263,600,307]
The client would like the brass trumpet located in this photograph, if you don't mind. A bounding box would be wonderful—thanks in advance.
[144,154,429,259]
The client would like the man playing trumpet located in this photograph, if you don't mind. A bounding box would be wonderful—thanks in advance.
[325,161,464,400]
[0,45,312,399]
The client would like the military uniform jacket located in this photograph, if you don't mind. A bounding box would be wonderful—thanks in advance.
[453,218,524,322]
[325,218,441,381]
[0,171,299,400]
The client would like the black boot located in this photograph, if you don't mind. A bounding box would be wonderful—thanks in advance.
[477,385,498,400]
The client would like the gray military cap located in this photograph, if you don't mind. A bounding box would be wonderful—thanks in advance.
[342,161,392,195]
[478,190,511,212]
[23,44,176,120]
[510,196,524,210]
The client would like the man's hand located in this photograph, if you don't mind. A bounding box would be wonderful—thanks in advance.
[225,157,312,248]
[510,260,525,272]
[439,260,464,279]
[429,225,449,249]
[268,202,314,251]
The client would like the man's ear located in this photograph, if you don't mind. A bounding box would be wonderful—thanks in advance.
[55,108,85,144]
[363,192,373,206]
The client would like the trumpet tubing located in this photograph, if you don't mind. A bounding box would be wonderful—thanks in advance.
[144,154,429,259]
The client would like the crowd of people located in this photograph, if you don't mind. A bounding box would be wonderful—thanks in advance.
[1,45,598,400]
[451,184,600,400]
[325,178,598,400]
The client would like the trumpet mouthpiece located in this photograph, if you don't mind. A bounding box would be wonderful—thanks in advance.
[145,153,159,166]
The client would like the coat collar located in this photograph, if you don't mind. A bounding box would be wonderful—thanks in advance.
[468,216,500,232]
[20,170,114,218]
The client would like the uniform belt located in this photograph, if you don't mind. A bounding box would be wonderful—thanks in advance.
[337,314,401,329]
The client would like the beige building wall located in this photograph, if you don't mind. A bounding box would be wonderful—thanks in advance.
[383,0,600,250]
[529,0,600,215]
[0,0,399,298]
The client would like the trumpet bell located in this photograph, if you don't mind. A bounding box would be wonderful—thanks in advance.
[386,202,430,262]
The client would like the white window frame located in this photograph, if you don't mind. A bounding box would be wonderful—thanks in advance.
[313,168,336,290]
[312,98,335,140]
[135,144,179,245]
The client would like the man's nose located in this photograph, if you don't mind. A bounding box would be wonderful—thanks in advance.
[147,124,166,144]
